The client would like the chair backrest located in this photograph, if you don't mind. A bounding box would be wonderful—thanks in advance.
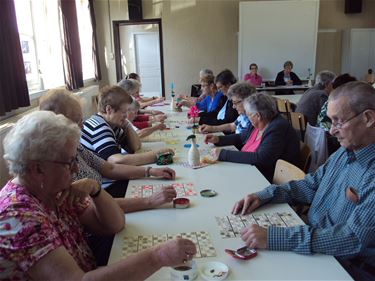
[290,112,307,141]
[299,141,312,173]
[304,123,328,173]
[273,159,306,185]
[276,98,292,122]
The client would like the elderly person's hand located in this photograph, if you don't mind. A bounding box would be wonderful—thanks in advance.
[150,167,176,180]
[240,225,268,249]
[199,124,213,133]
[153,114,167,122]
[204,134,219,144]
[210,148,221,161]
[154,238,197,266]
[57,178,100,206]
[231,193,261,215]
[154,148,175,157]
[148,185,177,207]
[155,123,167,131]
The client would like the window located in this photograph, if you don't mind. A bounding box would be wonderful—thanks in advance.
[14,0,95,94]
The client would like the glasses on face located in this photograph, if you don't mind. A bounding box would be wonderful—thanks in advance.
[331,109,367,130]
[232,99,243,106]
[250,67,257,70]
[50,155,79,171]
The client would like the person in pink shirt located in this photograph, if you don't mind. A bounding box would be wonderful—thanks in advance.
[244,63,263,87]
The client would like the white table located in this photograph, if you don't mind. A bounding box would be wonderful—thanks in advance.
[108,106,352,280]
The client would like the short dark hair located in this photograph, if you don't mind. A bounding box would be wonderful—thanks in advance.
[249,63,258,70]
[125,72,140,80]
[215,69,237,86]
[332,73,357,89]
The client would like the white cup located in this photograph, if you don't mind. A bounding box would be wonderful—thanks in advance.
[170,260,198,281]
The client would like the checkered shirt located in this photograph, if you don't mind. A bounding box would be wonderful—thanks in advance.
[256,143,375,265]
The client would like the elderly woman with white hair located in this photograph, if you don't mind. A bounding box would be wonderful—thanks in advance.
[118,78,165,109]
[205,92,300,182]
[0,111,196,280]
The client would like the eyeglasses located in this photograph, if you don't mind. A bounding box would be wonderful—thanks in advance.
[250,67,257,70]
[49,155,79,171]
[232,99,243,106]
[331,109,368,130]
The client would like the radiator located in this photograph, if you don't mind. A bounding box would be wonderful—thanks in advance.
[75,85,99,120]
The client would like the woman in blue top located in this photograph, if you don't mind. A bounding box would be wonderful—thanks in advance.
[178,73,225,113]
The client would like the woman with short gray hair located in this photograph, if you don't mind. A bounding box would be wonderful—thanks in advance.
[118,77,164,108]
[205,92,300,181]
[0,111,196,280]
[199,82,255,134]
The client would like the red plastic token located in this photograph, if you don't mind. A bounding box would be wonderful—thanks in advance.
[173,198,190,209]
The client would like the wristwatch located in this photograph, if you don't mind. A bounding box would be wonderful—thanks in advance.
[145,166,152,177]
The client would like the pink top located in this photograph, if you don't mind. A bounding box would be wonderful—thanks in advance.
[0,181,96,279]
[244,73,263,87]
[241,128,262,152]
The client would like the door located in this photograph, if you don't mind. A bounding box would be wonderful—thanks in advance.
[134,32,161,97]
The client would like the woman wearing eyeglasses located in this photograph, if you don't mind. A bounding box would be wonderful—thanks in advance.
[205,92,300,182]
[244,63,263,87]
[0,111,196,280]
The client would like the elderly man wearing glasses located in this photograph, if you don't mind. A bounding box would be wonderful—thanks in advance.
[232,81,375,281]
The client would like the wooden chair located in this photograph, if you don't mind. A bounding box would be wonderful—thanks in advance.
[273,159,305,185]
[276,98,292,122]
[299,141,312,173]
[273,159,309,221]
[290,112,307,141]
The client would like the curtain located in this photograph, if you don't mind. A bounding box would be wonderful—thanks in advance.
[0,0,30,116]
[88,0,102,81]
[59,0,84,90]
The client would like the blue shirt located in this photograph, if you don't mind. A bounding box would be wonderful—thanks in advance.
[234,114,251,134]
[216,99,227,120]
[256,143,375,264]
[196,91,224,113]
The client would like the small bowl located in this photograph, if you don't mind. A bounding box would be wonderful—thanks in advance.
[170,260,198,280]
[173,198,190,209]
[200,189,217,197]
[200,261,229,281]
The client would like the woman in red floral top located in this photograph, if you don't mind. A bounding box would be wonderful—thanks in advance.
[0,111,196,280]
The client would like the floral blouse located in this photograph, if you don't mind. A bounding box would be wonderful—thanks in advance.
[0,181,96,280]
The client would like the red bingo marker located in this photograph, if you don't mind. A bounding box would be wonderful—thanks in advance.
[225,246,257,260]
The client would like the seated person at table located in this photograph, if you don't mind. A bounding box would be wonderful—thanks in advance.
[0,111,196,280]
[40,89,176,204]
[317,73,357,155]
[195,68,214,101]
[199,69,239,126]
[200,82,255,135]
[231,81,375,281]
[127,99,167,139]
[364,68,375,84]
[205,92,300,182]
[118,78,164,109]
[244,63,263,87]
[178,73,225,114]
[296,70,336,126]
[81,86,174,167]
[275,60,302,95]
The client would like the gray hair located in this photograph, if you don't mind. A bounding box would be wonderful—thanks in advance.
[117,78,141,96]
[284,61,293,69]
[227,82,256,100]
[199,68,213,78]
[315,70,336,88]
[3,111,81,176]
[243,92,278,121]
[329,81,375,114]
[129,98,141,111]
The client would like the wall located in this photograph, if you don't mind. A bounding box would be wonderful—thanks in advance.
[315,0,375,74]
[94,0,375,96]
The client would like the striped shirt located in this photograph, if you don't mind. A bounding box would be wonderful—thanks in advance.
[81,114,124,161]
[256,143,375,264]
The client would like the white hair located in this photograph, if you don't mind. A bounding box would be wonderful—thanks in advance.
[244,92,278,121]
[3,111,81,176]
[117,78,141,96]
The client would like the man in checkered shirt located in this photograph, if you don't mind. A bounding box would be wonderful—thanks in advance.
[232,81,375,280]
